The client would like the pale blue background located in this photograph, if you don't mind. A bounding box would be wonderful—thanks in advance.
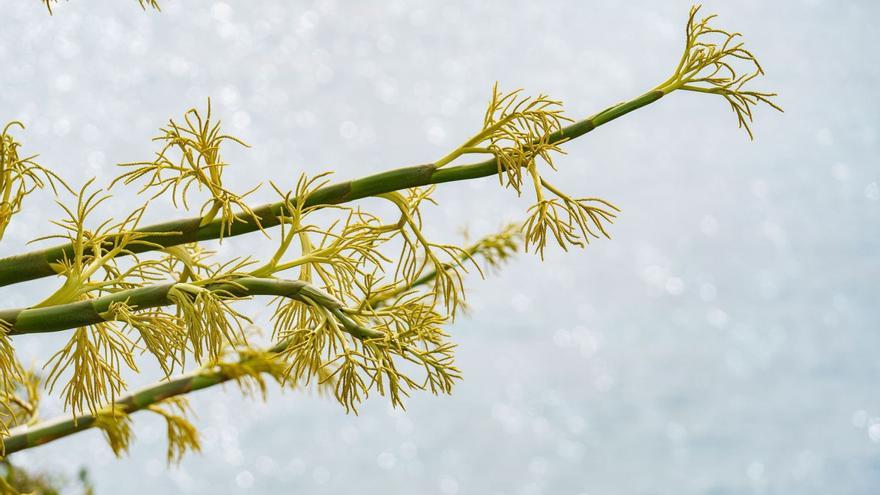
[1,0,878,493]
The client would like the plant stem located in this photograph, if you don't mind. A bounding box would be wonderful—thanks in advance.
[0,90,664,288]
[0,277,382,340]
[1,360,236,455]
[0,249,462,456]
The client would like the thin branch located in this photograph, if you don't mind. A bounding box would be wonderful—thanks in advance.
[0,277,381,340]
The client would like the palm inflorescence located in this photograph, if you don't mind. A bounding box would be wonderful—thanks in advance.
[0,3,779,478]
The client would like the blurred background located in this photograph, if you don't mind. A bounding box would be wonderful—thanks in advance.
[1,0,878,493]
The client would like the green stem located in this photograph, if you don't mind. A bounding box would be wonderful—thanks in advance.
[0,248,459,457]
[0,90,665,288]
[0,277,382,340]
[1,361,233,455]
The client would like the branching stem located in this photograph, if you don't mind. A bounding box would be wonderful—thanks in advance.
[0,277,380,339]
[0,249,462,456]
[0,89,665,288]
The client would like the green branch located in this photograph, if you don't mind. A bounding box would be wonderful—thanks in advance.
[0,89,664,288]
[0,243,474,456]
[0,277,381,340]
[1,357,240,455]
[0,3,782,464]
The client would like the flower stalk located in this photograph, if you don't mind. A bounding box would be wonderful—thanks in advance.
[0,88,664,288]
[0,227,515,456]
[0,277,377,339]
[0,4,781,469]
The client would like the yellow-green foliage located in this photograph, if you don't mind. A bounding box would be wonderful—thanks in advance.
[146,397,200,465]
[0,4,780,464]
[0,123,65,241]
[654,5,783,138]
[113,99,263,238]
[0,366,40,441]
